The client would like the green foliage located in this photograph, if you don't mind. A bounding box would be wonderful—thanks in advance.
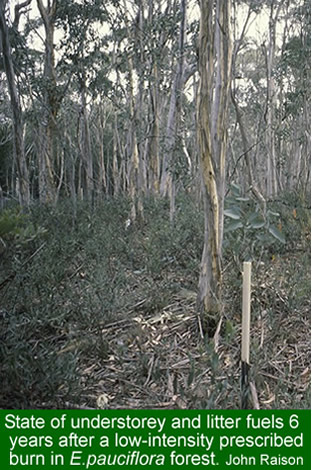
[0,208,23,238]
[140,195,203,280]
[0,207,47,247]
[0,199,128,407]
[0,196,203,407]
[223,184,287,261]
[267,190,311,250]
[0,192,309,408]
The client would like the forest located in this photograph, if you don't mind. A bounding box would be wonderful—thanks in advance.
[0,0,310,409]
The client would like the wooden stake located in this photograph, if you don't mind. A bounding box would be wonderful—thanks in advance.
[242,261,251,363]
[241,261,251,408]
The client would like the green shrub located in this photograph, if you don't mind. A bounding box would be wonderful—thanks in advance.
[223,183,288,261]
[0,207,47,248]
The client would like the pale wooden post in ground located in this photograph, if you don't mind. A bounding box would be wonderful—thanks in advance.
[241,261,251,409]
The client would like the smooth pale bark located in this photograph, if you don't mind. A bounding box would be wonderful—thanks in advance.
[265,1,282,197]
[111,45,122,197]
[113,112,125,196]
[0,1,30,206]
[96,106,107,197]
[37,0,58,203]
[79,72,94,202]
[146,0,162,195]
[160,67,180,196]
[159,0,189,224]
[148,64,160,195]
[122,0,143,222]
[64,128,77,219]
[160,0,187,206]
[197,0,232,327]
[136,2,148,198]
[112,120,119,196]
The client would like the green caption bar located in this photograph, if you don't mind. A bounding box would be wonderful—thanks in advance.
[0,410,310,469]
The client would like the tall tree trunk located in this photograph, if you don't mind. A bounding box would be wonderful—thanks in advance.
[148,63,160,195]
[265,1,282,197]
[122,0,143,222]
[79,72,94,203]
[0,1,30,206]
[37,0,58,203]
[96,105,107,198]
[160,0,187,209]
[112,112,121,196]
[196,0,232,331]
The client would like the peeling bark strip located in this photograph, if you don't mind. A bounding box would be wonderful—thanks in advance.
[196,0,232,327]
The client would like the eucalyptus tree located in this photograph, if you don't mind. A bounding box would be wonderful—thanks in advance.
[36,0,61,203]
[30,0,111,204]
[120,0,143,221]
[159,0,187,222]
[0,0,30,206]
[230,0,310,198]
[264,0,284,197]
[58,0,110,203]
[230,1,266,209]
[108,0,193,220]
[196,0,232,329]
[276,0,311,193]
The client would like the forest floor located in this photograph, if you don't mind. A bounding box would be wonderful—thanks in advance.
[0,194,310,409]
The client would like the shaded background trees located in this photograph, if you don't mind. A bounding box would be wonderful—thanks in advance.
[0,0,310,410]
[0,0,309,205]
[0,0,30,206]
